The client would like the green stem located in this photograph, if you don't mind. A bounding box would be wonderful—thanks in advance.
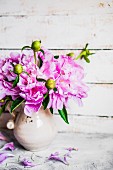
[75,53,82,60]
[34,51,37,64]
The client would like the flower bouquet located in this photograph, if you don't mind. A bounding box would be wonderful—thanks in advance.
[0,41,92,125]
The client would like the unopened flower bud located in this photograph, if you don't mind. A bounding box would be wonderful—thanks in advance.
[7,119,15,129]
[14,64,23,75]
[67,52,75,57]
[0,99,5,103]
[81,51,87,56]
[45,79,56,89]
[31,40,41,52]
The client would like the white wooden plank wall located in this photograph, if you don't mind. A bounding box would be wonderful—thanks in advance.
[0,0,113,133]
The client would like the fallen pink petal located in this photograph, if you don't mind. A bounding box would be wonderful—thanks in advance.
[64,147,78,158]
[0,142,15,151]
[65,147,78,152]
[0,153,14,164]
[21,159,38,168]
[0,132,8,141]
[48,152,69,165]
[64,152,72,158]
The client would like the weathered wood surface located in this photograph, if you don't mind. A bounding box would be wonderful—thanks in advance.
[68,84,113,116]
[0,0,113,49]
[55,115,113,134]
[0,130,113,170]
[0,0,113,16]
[0,14,113,49]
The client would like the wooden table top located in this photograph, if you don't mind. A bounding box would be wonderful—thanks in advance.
[0,130,113,170]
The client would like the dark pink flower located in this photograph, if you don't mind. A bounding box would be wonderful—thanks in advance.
[20,84,46,116]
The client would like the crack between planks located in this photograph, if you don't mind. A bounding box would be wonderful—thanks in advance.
[55,113,113,118]
[0,48,113,51]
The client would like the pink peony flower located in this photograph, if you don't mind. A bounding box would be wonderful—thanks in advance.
[19,84,47,116]
[40,54,88,110]
[0,41,90,124]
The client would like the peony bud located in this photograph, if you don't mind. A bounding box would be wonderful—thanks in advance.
[0,99,5,103]
[45,79,56,89]
[31,40,41,52]
[67,52,75,57]
[14,64,23,75]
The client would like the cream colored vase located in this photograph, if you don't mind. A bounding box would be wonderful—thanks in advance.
[14,107,57,151]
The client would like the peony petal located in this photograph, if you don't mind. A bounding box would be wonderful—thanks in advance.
[48,152,69,165]
[65,147,78,152]
[64,147,78,158]
[24,102,42,116]
[0,153,14,164]
[0,142,15,151]
[21,159,37,168]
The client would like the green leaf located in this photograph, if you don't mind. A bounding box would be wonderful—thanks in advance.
[0,105,6,116]
[10,97,24,113]
[39,49,45,55]
[84,56,90,63]
[58,105,69,124]
[0,100,10,116]
[13,75,19,88]
[43,92,48,99]
[50,107,53,114]
[21,46,31,51]
[53,87,57,92]
[54,55,59,59]
[5,96,12,102]
[36,78,46,82]
[38,56,43,68]
[42,94,49,110]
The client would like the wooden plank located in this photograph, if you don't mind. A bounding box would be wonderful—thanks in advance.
[0,0,113,16]
[55,115,113,134]
[67,84,113,116]
[0,50,113,83]
[0,15,113,49]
